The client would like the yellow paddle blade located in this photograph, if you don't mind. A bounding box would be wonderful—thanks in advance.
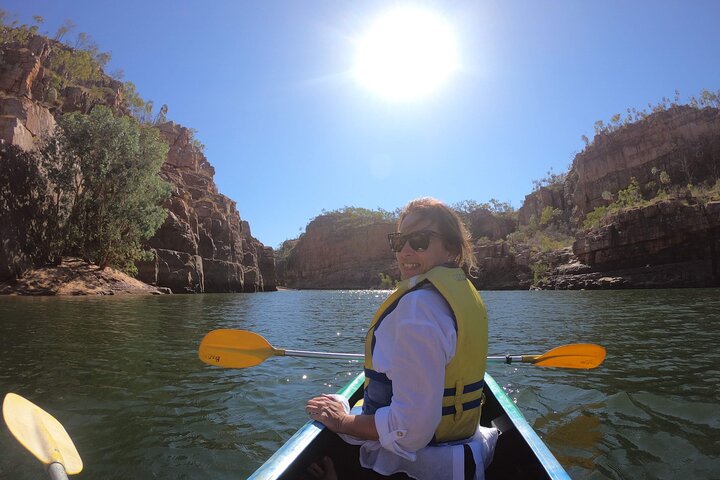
[199,329,282,368]
[2,393,83,475]
[526,343,606,369]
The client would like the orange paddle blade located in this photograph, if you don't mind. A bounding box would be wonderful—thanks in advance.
[198,329,283,368]
[525,343,606,369]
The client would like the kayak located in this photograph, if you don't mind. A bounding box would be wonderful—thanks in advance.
[248,371,571,480]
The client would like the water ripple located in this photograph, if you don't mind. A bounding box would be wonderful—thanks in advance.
[1,289,719,479]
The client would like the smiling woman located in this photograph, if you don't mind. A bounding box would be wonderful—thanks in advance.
[353,6,459,102]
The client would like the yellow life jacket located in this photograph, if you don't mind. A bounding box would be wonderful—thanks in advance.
[363,265,488,443]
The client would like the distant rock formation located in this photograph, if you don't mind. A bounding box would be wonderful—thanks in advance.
[0,33,275,292]
[279,213,397,289]
[484,105,720,290]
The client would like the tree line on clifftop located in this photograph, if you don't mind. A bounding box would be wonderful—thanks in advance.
[0,106,171,275]
[0,14,202,277]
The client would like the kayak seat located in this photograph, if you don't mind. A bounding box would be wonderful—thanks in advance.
[491,413,515,436]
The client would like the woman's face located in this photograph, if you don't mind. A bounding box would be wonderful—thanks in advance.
[395,212,453,280]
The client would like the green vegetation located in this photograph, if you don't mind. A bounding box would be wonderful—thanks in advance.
[583,176,720,230]
[317,206,397,229]
[508,203,573,254]
[583,89,720,145]
[0,10,166,124]
[377,272,396,289]
[452,198,516,220]
[531,167,567,192]
[530,261,550,286]
[37,106,171,273]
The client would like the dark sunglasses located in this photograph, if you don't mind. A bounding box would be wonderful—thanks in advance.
[387,230,442,253]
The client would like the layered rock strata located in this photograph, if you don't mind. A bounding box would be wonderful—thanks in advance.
[0,34,275,292]
[280,214,397,289]
[132,122,276,293]
[568,106,720,220]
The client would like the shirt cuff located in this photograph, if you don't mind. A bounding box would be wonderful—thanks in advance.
[374,406,416,461]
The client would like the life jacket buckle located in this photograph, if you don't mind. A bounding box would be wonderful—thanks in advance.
[453,380,463,421]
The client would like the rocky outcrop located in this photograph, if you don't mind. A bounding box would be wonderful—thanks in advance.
[466,208,516,240]
[562,200,720,287]
[135,122,275,293]
[0,257,167,295]
[280,214,397,289]
[518,185,567,226]
[472,241,530,290]
[0,33,276,292]
[567,106,720,221]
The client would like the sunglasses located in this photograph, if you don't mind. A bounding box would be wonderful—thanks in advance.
[387,230,442,253]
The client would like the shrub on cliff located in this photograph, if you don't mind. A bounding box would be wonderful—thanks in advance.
[39,105,171,274]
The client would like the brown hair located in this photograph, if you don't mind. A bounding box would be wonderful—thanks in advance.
[398,197,477,271]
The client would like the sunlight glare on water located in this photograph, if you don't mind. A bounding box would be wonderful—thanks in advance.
[1,288,719,479]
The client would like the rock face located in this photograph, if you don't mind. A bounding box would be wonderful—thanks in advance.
[130,122,276,293]
[472,241,530,290]
[567,106,720,220]
[0,34,276,292]
[564,200,720,287]
[466,208,516,240]
[518,185,568,226]
[280,214,397,289]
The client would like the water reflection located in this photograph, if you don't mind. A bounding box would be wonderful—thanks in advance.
[1,288,719,479]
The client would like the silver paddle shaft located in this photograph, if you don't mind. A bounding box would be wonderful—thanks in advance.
[282,349,364,360]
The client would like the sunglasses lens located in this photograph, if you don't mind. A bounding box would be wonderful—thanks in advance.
[408,232,431,251]
[388,234,405,252]
[388,231,433,252]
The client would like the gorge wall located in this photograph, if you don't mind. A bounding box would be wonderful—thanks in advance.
[279,214,397,289]
[0,33,275,292]
[279,105,720,290]
[478,105,720,289]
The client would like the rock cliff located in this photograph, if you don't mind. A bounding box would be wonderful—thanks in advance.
[135,122,276,292]
[0,33,275,292]
[279,213,397,289]
[567,106,720,220]
[278,104,720,291]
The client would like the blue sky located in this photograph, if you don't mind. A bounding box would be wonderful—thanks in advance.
[6,1,720,248]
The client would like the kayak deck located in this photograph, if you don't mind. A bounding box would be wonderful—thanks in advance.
[249,372,570,479]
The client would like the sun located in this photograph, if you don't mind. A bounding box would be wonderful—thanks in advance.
[353,7,459,102]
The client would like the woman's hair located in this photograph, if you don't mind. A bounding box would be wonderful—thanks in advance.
[398,197,477,271]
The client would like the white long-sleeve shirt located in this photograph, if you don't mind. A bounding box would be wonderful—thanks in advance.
[339,287,498,480]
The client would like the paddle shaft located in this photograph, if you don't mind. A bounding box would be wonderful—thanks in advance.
[487,355,539,365]
[282,349,363,361]
[48,462,70,480]
[285,351,535,364]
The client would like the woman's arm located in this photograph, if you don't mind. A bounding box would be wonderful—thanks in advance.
[305,394,378,440]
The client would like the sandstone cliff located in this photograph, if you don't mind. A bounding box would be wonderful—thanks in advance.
[135,122,276,293]
[279,104,720,290]
[279,212,397,289]
[477,105,720,290]
[567,106,720,221]
[0,32,275,292]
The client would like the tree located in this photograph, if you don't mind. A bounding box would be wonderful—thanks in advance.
[40,105,171,274]
[54,19,76,42]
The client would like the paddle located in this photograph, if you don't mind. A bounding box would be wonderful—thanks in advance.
[2,393,83,480]
[199,329,606,369]
[487,343,606,369]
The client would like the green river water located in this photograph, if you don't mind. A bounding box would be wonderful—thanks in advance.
[0,289,718,479]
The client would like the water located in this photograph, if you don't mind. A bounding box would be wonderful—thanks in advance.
[0,289,718,479]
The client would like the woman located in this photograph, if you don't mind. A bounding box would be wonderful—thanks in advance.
[306,197,496,480]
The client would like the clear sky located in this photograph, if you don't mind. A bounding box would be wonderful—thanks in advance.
[5,1,720,248]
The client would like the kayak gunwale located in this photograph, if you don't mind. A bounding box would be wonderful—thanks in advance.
[248,372,570,479]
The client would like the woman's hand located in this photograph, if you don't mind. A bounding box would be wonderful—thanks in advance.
[305,394,348,433]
